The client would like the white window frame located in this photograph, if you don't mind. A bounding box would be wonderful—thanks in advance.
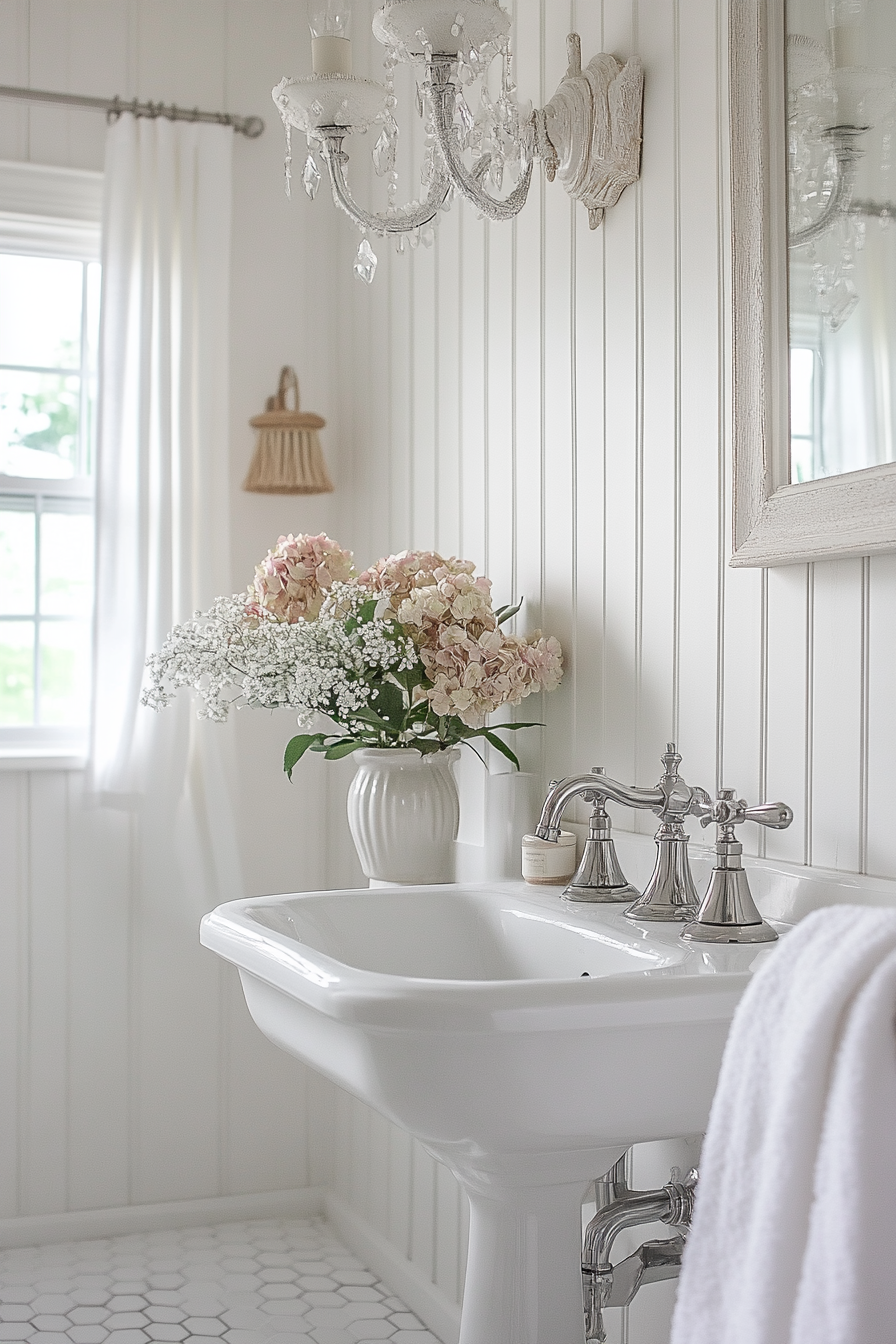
[0,160,102,769]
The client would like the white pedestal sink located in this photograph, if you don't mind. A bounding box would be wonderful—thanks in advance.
[200,838,896,1344]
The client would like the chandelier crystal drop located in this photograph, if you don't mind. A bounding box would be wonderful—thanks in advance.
[302,151,322,198]
[353,236,378,283]
[274,1,645,278]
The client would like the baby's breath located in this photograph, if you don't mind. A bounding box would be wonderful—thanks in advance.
[142,585,418,727]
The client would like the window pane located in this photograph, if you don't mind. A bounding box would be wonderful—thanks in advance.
[0,620,34,724]
[40,506,93,616]
[0,369,80,478]
[40,620,89,725]
[0,501,35,614]
[0,255,83,370]
[791,348,815,438]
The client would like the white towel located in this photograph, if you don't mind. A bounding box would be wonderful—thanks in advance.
[669,904,896,1344]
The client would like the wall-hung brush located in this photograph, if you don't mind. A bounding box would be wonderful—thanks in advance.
[243,365,334,495]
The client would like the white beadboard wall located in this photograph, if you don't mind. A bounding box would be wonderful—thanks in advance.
[0,0,348,1222]
[314,0,896,1336]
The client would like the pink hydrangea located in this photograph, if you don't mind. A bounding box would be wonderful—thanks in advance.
[246,533,354,624]
[396,571,496,641]
[421,625,563,728]
[358,550,485,609]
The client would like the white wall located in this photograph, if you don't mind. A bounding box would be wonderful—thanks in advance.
[317,0,896,1336]
[0,0,354,1219]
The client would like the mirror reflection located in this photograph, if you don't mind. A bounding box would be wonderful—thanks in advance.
[786,0,896,482]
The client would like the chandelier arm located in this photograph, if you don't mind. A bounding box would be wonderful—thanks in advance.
[319,131,451,233]
[790,127,865,248]
[426,61,533,223]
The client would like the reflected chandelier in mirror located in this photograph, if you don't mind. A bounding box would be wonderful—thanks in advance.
[787,1,896,484]
[731,0,896,565]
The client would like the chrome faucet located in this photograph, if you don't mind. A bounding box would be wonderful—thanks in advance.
[681,788,793,944]
[582,1156,698,1342]
[535,743,713,920]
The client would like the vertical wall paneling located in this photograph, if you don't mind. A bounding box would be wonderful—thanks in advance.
[866,553,896,876]
[570,1,606,781]
[24,771,69,1215]
[764,566,811,864]
[635,0,677,797]
[0,774,24,1217]
[810,559,865,872]
[675,0,725,795]
[66,773,131,1211]
[410,1139,437,1286]
[326,0,896,1330]
[0,0,340,1226]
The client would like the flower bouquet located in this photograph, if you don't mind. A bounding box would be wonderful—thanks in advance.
[144,533,563,882]
[144,532,563,774]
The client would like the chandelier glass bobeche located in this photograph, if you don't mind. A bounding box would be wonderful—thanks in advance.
[273,0,644,281]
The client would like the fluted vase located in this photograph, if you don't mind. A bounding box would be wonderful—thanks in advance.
[346,747,461,885]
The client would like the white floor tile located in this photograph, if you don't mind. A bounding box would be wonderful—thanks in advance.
[0,1222,441,1344]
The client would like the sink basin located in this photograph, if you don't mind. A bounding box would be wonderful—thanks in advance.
[205,881,763,1155]
[200,839,896,1344]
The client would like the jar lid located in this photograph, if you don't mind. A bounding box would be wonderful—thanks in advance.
[522,830,576,847]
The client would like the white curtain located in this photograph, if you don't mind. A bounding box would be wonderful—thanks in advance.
[90,113,242,908]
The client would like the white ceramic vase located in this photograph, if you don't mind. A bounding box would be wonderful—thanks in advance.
[346,747,461,885]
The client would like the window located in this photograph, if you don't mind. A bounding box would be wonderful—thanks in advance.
[0,162,101,762]
[790,344,822,484]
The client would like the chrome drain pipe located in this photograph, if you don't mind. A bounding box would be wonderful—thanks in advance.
[582,1161,698,1342]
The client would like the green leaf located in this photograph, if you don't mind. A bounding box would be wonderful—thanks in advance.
[324,740,366,760]
[487,720,543,732]
[460,739,488,767]
[494,598,523,625]
[480,729,521,770]
[284,733,327,779]
[370,679,406,727]
[414,738,445,755]
[358,598,379,622]
[351,706,394,730]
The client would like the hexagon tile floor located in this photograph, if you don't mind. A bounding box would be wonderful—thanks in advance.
[0,1217,442,1344]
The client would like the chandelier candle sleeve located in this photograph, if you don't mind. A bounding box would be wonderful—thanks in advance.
[309,0,353,75]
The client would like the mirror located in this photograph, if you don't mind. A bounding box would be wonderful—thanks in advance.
[787,0,896,483]
[730,0,896,565]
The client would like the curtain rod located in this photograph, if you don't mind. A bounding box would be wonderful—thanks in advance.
[0,84,265,138]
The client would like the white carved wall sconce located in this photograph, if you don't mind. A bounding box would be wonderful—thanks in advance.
[274,1,644,280]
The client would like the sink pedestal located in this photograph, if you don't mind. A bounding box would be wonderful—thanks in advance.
[438,1147,627,1344]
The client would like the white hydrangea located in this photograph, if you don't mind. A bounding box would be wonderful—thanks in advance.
[142,584,418,727]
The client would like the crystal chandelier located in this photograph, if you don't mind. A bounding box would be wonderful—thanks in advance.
[273,0,644,281]
[787,5,896,331]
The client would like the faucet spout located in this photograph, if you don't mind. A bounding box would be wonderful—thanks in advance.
[535,775,663,840]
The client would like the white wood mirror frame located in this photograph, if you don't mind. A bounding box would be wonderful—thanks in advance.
[730,0,896,566]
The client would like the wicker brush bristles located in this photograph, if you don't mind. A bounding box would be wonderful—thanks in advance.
[242,366,334,495]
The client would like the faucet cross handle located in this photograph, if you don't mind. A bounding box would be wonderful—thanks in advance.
[682,787,793,945]
[699,789,793,833]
